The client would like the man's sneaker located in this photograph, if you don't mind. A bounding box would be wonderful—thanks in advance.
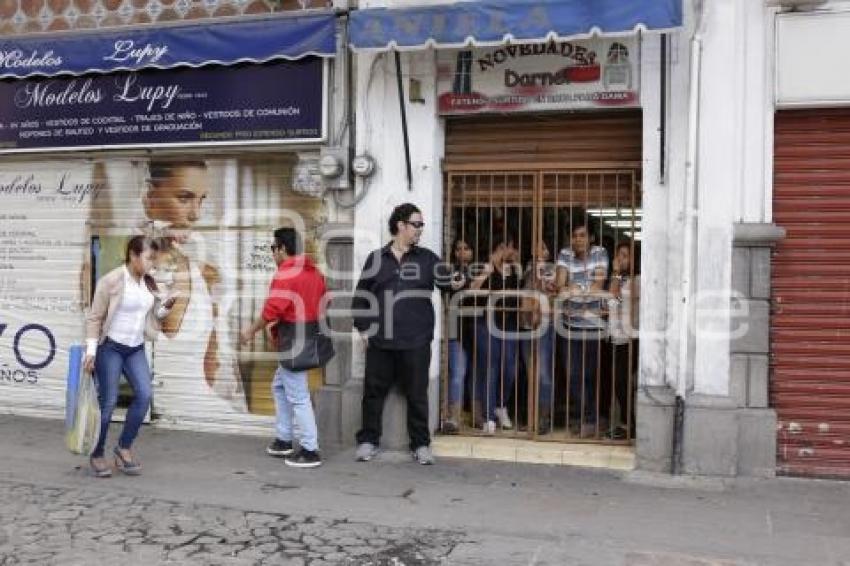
[494,407,513,430]
[412,446,435,465]
[284,449,322,468]
[355,442,379,462]
[266,438,294,457]
[482,420,496,435]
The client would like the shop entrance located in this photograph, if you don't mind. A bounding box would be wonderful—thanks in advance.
[440,111,642,445]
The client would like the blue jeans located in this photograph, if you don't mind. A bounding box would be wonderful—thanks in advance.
[272,366,319,452]
[447,339,467,408]
[520,323,554,413]
[564,336,600,425]
[474,320,519,421]
[92,338,152,458]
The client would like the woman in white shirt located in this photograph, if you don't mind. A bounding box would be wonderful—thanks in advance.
[142,160,247,417]
[607,241,640,440]
[84,236,174,478]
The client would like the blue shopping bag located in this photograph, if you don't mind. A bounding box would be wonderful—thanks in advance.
[65,345,83,430]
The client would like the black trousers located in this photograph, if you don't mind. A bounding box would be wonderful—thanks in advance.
[601,339,638,430]
[356,344,432,450]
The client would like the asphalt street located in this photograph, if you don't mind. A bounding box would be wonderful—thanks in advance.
[0,414,848,565]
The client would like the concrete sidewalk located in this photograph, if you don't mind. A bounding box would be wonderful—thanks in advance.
[1,414,848,565]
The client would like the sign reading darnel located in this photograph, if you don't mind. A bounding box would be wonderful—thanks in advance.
[0,58,326,152]
[436,38,639,115]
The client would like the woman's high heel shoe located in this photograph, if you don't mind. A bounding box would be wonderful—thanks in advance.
[113,446,142,476]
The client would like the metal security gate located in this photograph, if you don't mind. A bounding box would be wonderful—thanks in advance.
[772,109,850,478]
[440,168,641,444]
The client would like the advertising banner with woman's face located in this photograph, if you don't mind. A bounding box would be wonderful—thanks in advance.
[0,156,326,429]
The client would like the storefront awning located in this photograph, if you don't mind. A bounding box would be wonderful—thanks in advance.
[0,12,336,79]
[350,0,682,52]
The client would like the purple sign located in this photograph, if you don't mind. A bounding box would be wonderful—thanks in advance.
[0,58,325,152]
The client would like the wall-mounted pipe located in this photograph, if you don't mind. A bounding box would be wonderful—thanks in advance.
[672,0,709,474]
[394,50,413,192]
[677,0,708,399]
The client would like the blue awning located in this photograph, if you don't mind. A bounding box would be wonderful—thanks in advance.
[350,0,682,51]
[0,12,336,79]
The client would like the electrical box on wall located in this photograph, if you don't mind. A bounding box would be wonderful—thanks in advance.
[319,146,350,190]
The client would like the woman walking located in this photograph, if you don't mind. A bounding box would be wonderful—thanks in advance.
[84,236,174,477]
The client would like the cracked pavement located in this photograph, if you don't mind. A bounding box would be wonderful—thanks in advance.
[0,480,463,565]
[0,416,849,566]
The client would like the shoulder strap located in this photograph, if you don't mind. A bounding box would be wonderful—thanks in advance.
[143,274,158,293]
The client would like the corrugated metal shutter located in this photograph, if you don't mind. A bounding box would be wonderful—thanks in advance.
[0,154,327,434]
[0,159,97,420]
[444,110,642,170]
[773,108,850,479]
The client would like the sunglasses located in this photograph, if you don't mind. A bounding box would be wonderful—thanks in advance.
[406,221,425,229]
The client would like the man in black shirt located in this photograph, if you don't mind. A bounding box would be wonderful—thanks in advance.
[352,203,452,465]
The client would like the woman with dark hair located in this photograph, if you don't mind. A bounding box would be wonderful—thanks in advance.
[469,235,523,434]
[606,241,640,439]
[443,237,473,433]
[84,236,175,478]
[520,239,557,434]
[142,159,246,416]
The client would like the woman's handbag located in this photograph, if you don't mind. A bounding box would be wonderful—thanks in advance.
[277,320,335,372]
[65,345,101,456]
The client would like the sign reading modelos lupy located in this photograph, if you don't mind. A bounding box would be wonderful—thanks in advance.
[0,58,326,153]
[436,38,639,115]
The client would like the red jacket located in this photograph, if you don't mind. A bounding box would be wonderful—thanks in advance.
[262,255,326,324]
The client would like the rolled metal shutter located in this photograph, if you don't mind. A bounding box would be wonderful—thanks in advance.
[0,154,326,434]
[444,110,643,170]
[773,108,850,479]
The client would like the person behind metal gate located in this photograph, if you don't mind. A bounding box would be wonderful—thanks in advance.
[602,240,640,440]
[468,235,523,435]
[240,227,331,469]
[442,237,474,434]
[352,203,453,465]
[84,236,176,478]
[555,217,609,438]
[519,239,558,434]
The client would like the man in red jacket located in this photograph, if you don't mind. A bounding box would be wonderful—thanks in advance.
[241,227,326,468]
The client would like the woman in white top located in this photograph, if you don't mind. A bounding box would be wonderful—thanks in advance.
[84,236,174,477]
[607,241,640,440]
[142,160,246,417]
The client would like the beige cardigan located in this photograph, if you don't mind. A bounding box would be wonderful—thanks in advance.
[85,266,169,356]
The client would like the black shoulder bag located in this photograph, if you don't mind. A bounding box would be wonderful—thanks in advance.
[277,320,335,372]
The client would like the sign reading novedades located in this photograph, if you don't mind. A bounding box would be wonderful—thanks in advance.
[436,38,640,115]
[0,58,326,152]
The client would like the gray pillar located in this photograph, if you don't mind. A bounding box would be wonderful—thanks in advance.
[636,223,784,477]
[316,233,353,449]
[727,222,784,477]
[635,385,677,473]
